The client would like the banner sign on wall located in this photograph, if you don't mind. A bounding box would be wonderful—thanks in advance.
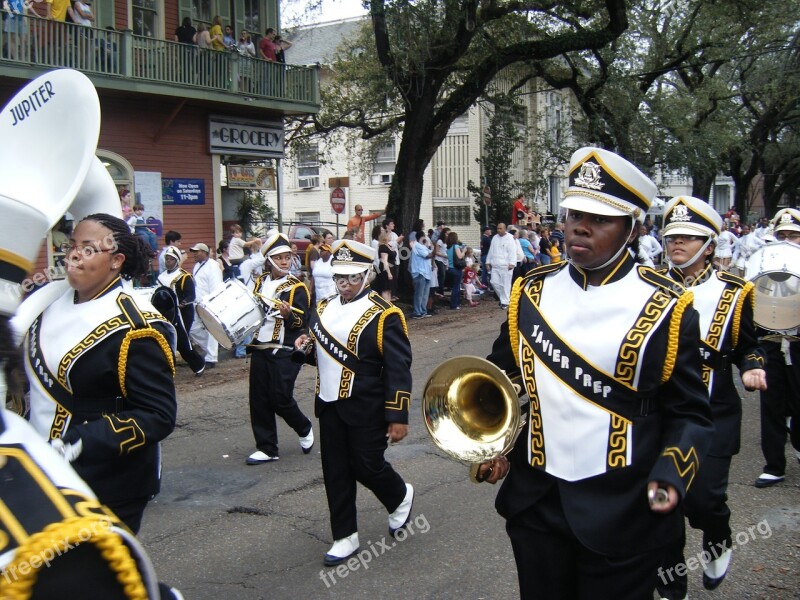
[226,166,276,190]
[133,171,164,222]
[162,178,205,205]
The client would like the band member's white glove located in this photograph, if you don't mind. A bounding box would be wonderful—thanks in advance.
[50,437,83,463]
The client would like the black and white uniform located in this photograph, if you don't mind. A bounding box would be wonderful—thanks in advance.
[309,289,412,540]
[248,272,312,456]
[155,267,205,373]
[24,278,178,533]
[0,408,182,599]
[658,264,765,599]
[487,255,713,599]
[758,328,800,477]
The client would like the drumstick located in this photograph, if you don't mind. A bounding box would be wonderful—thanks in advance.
[256,294,305,315]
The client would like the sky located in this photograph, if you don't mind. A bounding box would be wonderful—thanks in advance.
[283,0,368,26]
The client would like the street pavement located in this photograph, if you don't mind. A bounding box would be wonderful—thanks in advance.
[140,301,799,599]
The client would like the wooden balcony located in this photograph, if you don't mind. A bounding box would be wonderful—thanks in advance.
[0,15,319,115]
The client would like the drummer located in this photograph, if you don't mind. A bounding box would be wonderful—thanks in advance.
[755,208,800,489]
[657,196,767,598]
[246,233,314,465]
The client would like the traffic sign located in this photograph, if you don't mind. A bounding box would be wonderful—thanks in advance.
[330,187,346,214]
[483,185,492,206]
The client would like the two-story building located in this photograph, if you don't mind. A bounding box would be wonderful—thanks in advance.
[0,0,319,273]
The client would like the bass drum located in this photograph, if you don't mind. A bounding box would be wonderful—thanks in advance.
[196,279,264,349]
[744,241,800,333]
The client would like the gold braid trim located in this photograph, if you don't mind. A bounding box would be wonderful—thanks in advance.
[661,291,693,384]
[732,282,754,348]
[0,516,147,600]
[377,307,408,355]
[118,328,176,397]
[507,276,527,368]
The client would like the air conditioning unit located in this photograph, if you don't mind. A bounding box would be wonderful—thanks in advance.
[298,176,319,189]
[371,173,393,185]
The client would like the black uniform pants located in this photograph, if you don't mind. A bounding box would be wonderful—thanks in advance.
[248,350,311,456]
[318,402,406,540]
[505,485,664,600]
[759,341,800,476]
[657,454,732,599]
[174,317,205,373]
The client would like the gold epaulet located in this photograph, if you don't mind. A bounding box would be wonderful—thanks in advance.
[373,290,408,353]
[523,260,567,282]
[661,290,694,384]
[368,290,393,310]
[717,270,749,288]
[637,266,684,299]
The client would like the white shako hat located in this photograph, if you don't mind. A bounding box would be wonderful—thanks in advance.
[261,232,291,257]
[662,196,722,239]
[0,69,104,317]
[164,246,184,265]
[331,240,376,275]
[561,147,657,223]
[772,208,800,234]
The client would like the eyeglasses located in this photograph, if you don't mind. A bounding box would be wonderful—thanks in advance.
[333,273,365,286]
[355,208,363,212]
[664,235,707,243]
[66,243,116,258]
[776,232,800,241]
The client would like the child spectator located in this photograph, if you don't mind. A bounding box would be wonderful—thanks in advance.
[127,203,158,253]
[463,263,479,307]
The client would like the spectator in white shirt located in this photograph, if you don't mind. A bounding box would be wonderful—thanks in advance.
[638,223,663,267]
[189,243,223,367]
[486,223,517,308]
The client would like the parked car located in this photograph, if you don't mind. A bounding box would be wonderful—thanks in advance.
[287,224,333,254]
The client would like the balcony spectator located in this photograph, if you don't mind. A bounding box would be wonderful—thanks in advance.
[258,27,278,61]
[2,0,34,60]
[209,15,224,51]
[71,0,93,26]
[194,22,212,49]
[174,16,196,44]
[237,29,256,92]
[45,0,69,21]
[223,24,236,50]
[274,34,292,63]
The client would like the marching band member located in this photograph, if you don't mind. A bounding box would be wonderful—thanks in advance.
[755,208,800,489]
[657,196,766,599]
[245,233,314,465]
[295,240,415,566]
[24,213,178,534]
[478,148,713,598]
[1,67,181,599]
[154,246,206,375]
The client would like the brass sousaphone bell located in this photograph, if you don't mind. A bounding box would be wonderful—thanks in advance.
[422,356,525,481]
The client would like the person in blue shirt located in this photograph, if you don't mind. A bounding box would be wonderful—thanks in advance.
[410,235,433,318]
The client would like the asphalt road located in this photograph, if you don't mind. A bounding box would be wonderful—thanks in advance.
[140,299,799,599]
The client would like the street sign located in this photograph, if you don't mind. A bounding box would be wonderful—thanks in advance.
[330,187,346,214]
[483,185,492,206]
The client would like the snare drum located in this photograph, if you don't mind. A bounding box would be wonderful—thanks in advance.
[196,279,264,349]
[744,241,800,333]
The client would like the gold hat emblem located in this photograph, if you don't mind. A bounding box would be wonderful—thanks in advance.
[335,247,354,262]
[574,161,605,191]
[780,212,794,224]
[670,203,692,222]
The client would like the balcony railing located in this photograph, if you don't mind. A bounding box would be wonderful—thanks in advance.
[0,15,319,107]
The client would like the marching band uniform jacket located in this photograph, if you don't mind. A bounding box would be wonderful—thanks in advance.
[488,255,713,557]
[252,271,309,350]
[24,278,177,509]
[0,408,181,599]
[665,264,765,457]
[309,289,412,425]
[157,267,197,331]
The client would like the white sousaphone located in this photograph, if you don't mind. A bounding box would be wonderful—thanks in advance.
[0,69,121,344]
[744,241,800,334]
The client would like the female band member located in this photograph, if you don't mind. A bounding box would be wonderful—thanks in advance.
[657,196,767,598]
[295,240,415,566]
[24,213,178,533]
[479,148,713,598]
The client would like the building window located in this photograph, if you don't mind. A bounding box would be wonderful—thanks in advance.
[297,145,320,189]
[370,141,395,185]
[433,205,471,226]
[713,185,731,213]
[244,0,260,35]
[133,0,158,37]
[191,0,212,27]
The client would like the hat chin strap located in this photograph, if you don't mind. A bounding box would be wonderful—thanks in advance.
[578,218,636,272]
[267,255,289,276]
[668,238,713,272]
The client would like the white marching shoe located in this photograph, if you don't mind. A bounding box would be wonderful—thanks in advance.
[299,429,315,454]
[702,547,732,590]
[245,451,278,465]
[388,483,414,537]
[323,533,359,566]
